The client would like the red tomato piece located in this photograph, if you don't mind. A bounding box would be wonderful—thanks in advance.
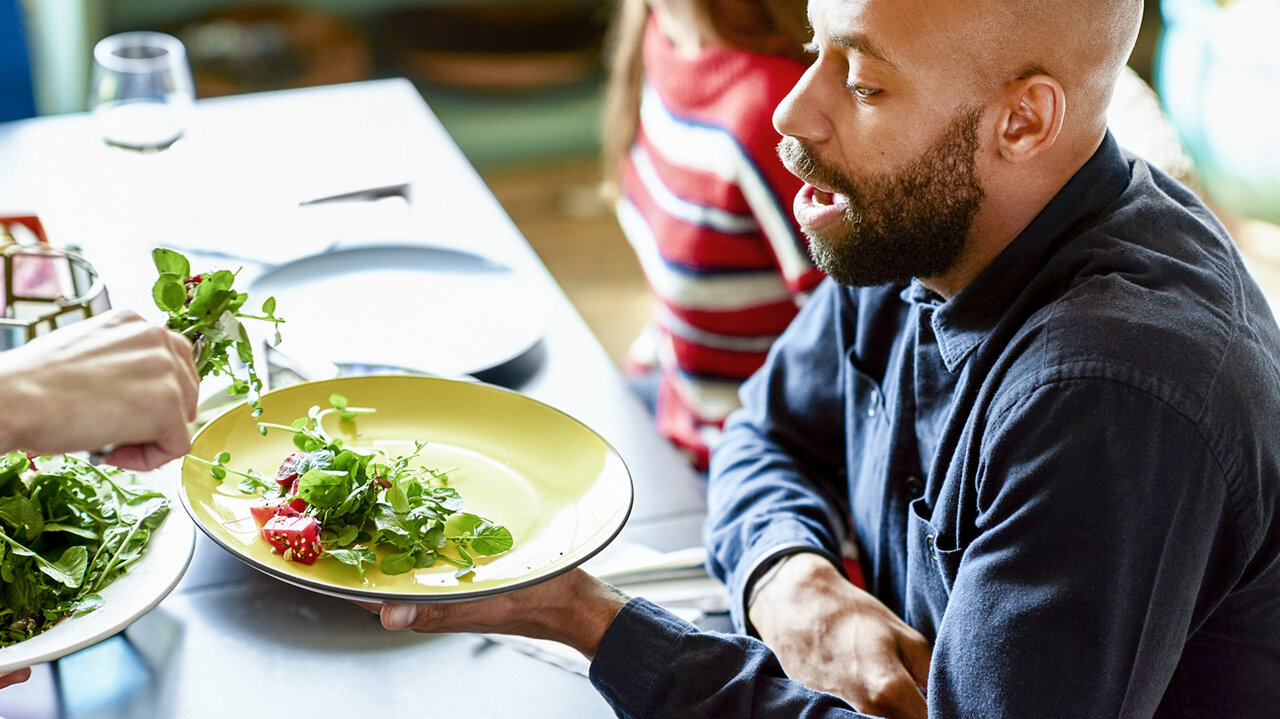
[261,515,322,565]
[248,496,303,527]
[275,451,307,489]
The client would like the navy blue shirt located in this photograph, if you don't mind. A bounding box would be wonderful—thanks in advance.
[589,134,1280,717]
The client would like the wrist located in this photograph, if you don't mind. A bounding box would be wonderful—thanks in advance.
[547,570,630,660]
[0,352,39,453]
[748,552,844,637]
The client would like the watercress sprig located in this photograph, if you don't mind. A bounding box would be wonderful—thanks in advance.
[151,248,284,416]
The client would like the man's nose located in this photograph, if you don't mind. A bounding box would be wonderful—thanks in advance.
[773,62,832,144]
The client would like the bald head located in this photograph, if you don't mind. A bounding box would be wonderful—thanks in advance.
[960,0,1144,139]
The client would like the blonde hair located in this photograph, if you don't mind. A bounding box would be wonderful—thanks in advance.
[600,0,809,196]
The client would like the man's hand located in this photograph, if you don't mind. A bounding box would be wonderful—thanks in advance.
[0,667,32,689]
[368,569,630,660]
[750,553,932,719]
[0,309,199,470]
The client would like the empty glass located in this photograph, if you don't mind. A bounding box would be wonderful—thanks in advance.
[88,31,195,153]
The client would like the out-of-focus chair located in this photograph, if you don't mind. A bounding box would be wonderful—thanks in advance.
[0,0,37,122]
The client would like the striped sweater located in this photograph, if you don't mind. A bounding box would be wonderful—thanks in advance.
[618,17,823,469]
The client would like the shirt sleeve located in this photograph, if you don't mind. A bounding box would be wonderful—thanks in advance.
[590,598,875,718]
[925,376,1239,716]
[704,280,853,632]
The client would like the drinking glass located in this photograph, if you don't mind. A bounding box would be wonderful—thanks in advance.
[88,31,195,153]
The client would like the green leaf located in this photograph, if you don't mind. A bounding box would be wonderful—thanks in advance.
[39,545,88,589]
[0,497,44,541]
[151,275,187,312]
[238,473,273,495]
[326,548,376,580]
[43,523,98,540]
[453,545,476,579]
[70,593,105,617]
[469,522,513,556]
[386,479,410,514]
[424,487,463,513]
[120,493,170,530]
[262,296,276,315]
[329,393,348,411]
[371,507,413,549]
[330,525,360,547]
[380,550,416,575]
[152,248,190,277]
[447,513,513,556]
[296,469,349,508]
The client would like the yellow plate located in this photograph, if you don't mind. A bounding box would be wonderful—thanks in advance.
[180,375,633,602]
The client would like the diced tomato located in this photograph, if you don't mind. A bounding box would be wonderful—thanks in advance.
[249,496,303,527]
[275,451,307,489]
[261,515,322,565]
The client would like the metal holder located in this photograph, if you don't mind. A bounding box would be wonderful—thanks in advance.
[1,215,111,350]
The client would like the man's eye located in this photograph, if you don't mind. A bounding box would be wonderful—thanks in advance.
[848,84,882,100]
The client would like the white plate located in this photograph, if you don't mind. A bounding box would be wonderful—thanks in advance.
[0,469,195,672]
[249,244,549,378]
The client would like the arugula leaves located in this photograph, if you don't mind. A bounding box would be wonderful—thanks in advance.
[151,248,284,416]
[0,452,170,648]
[193,395,513,580]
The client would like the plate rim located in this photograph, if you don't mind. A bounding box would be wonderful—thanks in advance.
[179,374,634,604]
[0,468,196,672]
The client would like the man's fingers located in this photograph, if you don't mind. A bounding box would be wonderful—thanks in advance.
[379,598,515,634]
[0,667,32,689]
[381,603,424,631]
[104,423,193,471]
[164,329,200,420]
[857,668,927,719]
[900,630,933,692]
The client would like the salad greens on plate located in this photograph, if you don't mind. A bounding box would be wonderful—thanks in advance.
[0,452,169,648]
[189,395,513,580]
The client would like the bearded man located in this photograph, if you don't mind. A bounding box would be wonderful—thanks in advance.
[373,1,1280,716]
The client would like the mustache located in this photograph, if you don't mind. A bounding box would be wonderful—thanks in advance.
[777,137,854,196]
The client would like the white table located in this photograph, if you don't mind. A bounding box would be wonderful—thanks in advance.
[0,79,708,718]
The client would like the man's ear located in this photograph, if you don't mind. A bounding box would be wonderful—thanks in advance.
[994,75,1065,164]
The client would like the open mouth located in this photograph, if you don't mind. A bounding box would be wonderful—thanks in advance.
[811,186,843,207]
[795,183,851,232]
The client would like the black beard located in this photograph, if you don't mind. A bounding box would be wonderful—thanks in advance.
[779,107,985,287]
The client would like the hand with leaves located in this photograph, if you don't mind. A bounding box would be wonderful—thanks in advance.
[0,309,199,471]
[151,248,283,416]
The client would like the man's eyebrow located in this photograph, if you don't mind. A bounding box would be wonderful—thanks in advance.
[829,32,898,69]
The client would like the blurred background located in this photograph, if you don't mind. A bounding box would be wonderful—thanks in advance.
[2,0,1278,365]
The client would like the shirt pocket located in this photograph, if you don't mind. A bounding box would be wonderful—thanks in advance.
[905,497,964,640]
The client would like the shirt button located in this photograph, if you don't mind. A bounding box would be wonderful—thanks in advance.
[867,389,881,417]
[905,476,925,498]
[925,534,937,563]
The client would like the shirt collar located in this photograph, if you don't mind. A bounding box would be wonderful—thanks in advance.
[927,132,1132,372]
